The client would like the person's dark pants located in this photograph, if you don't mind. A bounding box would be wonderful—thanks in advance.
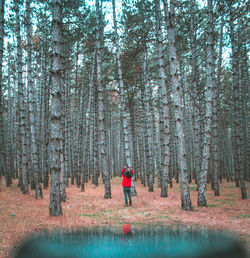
[123,187,132,206]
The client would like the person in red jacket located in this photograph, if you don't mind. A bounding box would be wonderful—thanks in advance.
[121,165,133,207]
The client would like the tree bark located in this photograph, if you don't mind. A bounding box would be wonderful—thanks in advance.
[6,43,13,187]
[163,0,192,210]
[141,51,155,192]
[15,0,29,194]
[189,0,201,184]
[96,0,111,199]
[0,0,5,180]
[198,0,215,206]
[155,0,170,197]
[229,7,247,199]
[26,0,42,199]
[212,16,225,197]
[49,0,64,216]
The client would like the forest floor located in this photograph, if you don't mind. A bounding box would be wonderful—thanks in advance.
[0,177,249,257]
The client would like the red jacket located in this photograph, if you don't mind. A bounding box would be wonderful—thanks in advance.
[121,168,133,187]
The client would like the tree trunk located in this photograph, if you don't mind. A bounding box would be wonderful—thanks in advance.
[229,8,247,199]
[163,0,192,210]
[198,0,215,206]
[26,0,42,199]
[93,94,99,186]
[216,16,224,188]
[189,0,201,184]
[49,0,64,216]
[155,0,170,198]
[6,43,13,187]
[212,16,224,197]
[127,96,138,195]
[0,0,5,181]
[83,51,95,189]
[88,52,97,186]
[142,51,154,192]
[15,0,29,194]
[96,0,111,199]
[41,29,50,189]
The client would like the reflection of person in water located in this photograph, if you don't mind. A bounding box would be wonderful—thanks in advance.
[122,224,134,245]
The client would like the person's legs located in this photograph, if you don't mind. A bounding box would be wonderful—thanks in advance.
[123,187,128,206]
[128,187,132,206]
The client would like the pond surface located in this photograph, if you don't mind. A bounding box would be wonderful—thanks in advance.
[14,224,247,258]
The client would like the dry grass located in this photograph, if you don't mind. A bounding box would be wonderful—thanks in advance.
[0,177,249,257]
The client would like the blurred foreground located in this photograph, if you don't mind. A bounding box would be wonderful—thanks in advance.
[14,225,247,258]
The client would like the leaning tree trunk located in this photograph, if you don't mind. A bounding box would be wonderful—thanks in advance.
[0,0,5,180]
[112,0,137,196]
[155,0,170,198]
[26,0,42,199]
[198,0,215,206]
[15,0,29,194]
[163,0,192,210]
[95,0,111,199]
[49,0,64,216]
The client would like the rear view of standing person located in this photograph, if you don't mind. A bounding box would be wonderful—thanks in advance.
[121,165,133,207]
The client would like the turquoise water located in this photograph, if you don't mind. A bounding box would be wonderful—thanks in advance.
[14,225,247,258]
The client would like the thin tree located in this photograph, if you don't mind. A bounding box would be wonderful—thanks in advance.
[6,43,14,187]
[189,0,201,184]
[49,0,64,216]
[198,0,215,206]
[95,0,111,199]
[212,13,225,197]
[0,0,5,181]
[155,0,170,197]
[15,0,29,194]
[26,0,42,199]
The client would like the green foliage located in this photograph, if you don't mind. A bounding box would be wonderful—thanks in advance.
[207,204,217,207]
[214,199,235,206]
[156,215,171,219]
[239,214,250,219]
[78,213,101,218]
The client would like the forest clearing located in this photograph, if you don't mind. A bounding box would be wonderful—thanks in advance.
[0,177,249,257]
